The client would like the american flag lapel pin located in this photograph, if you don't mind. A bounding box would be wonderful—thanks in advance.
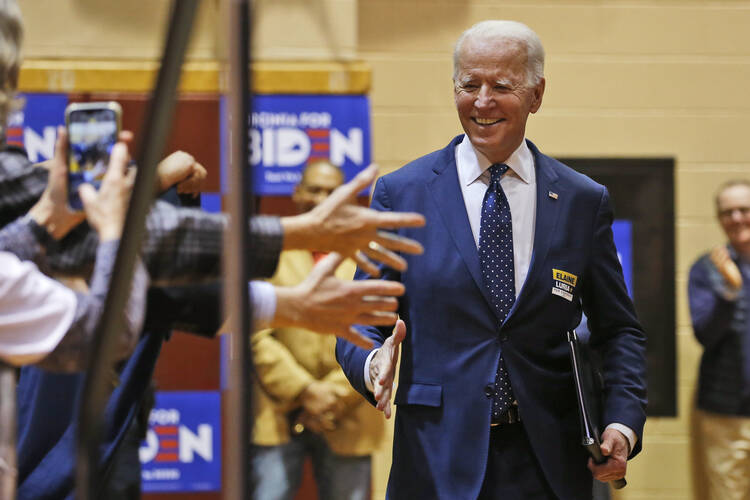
[548,191,558,200]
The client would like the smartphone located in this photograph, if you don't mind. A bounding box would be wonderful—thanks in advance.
[65,102,122,210]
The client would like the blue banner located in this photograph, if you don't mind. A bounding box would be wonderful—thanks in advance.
[221,94,372,195]
[577,219,633,341]
[6,93,67,162]
[139,391,222,493]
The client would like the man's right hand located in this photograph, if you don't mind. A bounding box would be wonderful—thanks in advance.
[710,245,743,290]
[273,253,404,349]
[371,319,406,419]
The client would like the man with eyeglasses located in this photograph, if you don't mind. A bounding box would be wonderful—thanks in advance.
[688,179,750,500]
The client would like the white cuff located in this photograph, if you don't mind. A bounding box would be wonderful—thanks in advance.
[249,281,276,330]
[606,423,637,455]
[363,348,379,393]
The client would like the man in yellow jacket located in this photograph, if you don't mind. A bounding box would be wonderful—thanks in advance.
[250,161,384,500]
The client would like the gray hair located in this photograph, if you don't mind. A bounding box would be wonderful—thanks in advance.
[0,0,23,141]
[453,20,545,87]
[715,179,750,212]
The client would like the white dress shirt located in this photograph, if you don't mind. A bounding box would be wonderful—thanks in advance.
[455,136,537,296]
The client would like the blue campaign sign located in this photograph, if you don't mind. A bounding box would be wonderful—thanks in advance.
[6,93,68,162]
[577,219,633,341]
[221,94,372,195]
[612,220,633,296]
[139,391,222,492]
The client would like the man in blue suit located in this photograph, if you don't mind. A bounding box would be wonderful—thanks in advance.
[336,20,647,500]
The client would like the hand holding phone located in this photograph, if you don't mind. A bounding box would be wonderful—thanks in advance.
[65,102,122,211]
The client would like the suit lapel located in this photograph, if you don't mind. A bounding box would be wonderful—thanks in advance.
[505,140,562,324]
[427,137,496,312]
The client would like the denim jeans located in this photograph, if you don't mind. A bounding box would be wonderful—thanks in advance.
[250,431,371,500]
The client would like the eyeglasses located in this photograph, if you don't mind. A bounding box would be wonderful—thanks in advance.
[718,206,750,220]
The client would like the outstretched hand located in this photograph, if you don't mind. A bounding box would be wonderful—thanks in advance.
[587,428,629,482]
[281,165,426,276]
[370,319,406,419]
[273,253,405,349]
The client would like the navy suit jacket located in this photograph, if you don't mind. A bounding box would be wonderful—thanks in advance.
[336,136,647,500]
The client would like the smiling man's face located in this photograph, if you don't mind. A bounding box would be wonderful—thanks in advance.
[453,35,545,163]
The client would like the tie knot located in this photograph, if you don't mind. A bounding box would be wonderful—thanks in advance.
[488,163,509,186]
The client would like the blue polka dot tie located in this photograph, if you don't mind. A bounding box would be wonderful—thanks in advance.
[479,163,516,423]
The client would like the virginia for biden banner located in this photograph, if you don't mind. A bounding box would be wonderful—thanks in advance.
[221,94,372,195]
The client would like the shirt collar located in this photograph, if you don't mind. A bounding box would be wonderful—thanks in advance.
[457,135,534,187]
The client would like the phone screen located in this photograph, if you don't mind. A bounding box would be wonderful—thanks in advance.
[67,107,119,210]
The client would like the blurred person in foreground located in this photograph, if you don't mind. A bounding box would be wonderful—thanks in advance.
[0,1,426,497]
[336,20,646,500]
[689,179,750,500]
[250,161,384,500]
[0,130,144,370]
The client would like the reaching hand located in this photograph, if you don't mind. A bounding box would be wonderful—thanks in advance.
[156,151,207,196]
[281,165,426,276]
[273,253,405,349]
[79,141,135,241]
[371,319,406,419]
[710,245,743,290]
[587,428,629,482]
[27,127,86,239]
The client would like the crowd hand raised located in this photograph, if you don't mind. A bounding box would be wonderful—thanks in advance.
[370,319,405,419]
[281,164,426,277]
[273,252,404,350]
[710,245,743,290]
[156,151,207,196]
[587,428,629,483]
[78,141,135,242]
[27,127,85,239]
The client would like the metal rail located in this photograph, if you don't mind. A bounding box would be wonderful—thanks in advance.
[224,0,254,497]
[74,2,200,498]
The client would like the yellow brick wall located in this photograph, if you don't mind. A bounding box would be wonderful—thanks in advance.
[17,0,750,498]
[361,1,750,499]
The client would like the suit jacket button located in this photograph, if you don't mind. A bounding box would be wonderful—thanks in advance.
[484,384,494,398]
[499,334,509,341]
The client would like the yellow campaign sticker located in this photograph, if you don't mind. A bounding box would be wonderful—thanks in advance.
[552,269,578,287]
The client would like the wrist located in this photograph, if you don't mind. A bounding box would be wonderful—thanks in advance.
[272,285,306,328]
[280,212,317,251]
[28,201,66,240]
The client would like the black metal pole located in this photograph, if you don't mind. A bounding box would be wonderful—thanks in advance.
[74,2,199,498]
[224,0,253,497]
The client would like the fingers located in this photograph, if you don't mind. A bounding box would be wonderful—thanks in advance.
[312,252,344,278]
[53,126,68,170]
[328,164,378,206]
[78,184,96,209]
[105,142,129,179]
[588,430,628,482]
[117,130,134,144]
[365,210,426,231]
[354,251,381,277]
[374,230,425,255]
[356,312,399,326]
[349,279,405,298]
[341,327,374,350]
[363,241,407,272]
[390,319,407,348]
